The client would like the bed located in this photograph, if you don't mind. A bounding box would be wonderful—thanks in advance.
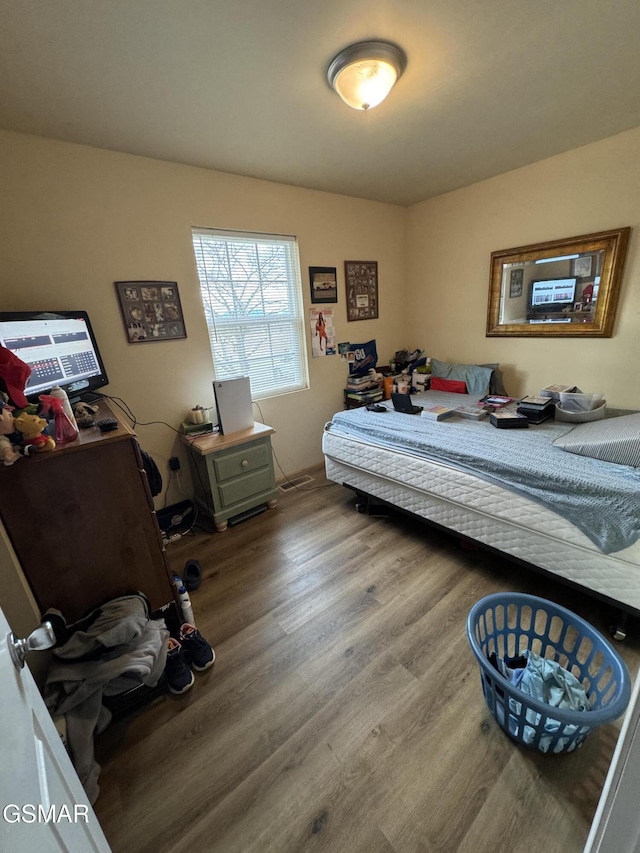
[322,388,640,631]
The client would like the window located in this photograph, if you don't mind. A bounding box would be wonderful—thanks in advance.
[191,228,308,399]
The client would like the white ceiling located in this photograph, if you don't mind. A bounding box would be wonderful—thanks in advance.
[1,0,640,206]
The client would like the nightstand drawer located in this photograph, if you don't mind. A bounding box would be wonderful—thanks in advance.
[218,468,274,508]
[213,442,270,482]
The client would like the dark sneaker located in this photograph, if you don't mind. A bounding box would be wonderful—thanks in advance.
[183,559,203,592]
[165,637,195,694]
[179,624,215,672]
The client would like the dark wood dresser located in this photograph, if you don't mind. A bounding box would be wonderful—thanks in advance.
[0,400,177,622]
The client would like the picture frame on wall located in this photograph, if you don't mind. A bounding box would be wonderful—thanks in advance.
[345,261,378,321]
[309,266,338,304]
[509,268,523,298]
[572,255,593,278]
[115,280,187,343]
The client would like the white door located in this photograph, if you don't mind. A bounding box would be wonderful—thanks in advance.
[0,607,110,852]
[584,669,640,853]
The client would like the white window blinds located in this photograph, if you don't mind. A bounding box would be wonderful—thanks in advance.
[192,228,309,399]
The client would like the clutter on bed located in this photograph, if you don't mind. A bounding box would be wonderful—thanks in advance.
[479,394,514,408]
[555,399,607,423]
[421,404,455,421]
[323,386,640,620]
[384,350,507,400]
[489,410,529,429]
[455,404,487,420]
[539,384,578,399]
[516,396,555,424]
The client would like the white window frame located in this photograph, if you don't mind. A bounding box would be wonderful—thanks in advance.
[192,227,309,400]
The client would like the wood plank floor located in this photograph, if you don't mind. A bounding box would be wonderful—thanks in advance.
[94,465,640,853]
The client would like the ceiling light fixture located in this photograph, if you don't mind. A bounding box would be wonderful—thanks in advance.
[327,40,407,111]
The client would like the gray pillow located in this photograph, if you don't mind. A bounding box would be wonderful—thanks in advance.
[553,413,640,467]
[431,358,494,397]
[479,363,507,396]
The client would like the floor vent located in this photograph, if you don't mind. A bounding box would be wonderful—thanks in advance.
[279,474,314,492]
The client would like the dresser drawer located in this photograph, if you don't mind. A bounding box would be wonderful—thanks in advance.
[218,468,274,508]
[213,441,270,482]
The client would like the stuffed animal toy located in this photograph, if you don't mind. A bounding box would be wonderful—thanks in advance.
[0,400,21,466]
[73,401,99,428]
[14,411,56,454]
[0,346,32,408]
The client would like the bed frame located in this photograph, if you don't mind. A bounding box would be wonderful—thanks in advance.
[323,429,640,638]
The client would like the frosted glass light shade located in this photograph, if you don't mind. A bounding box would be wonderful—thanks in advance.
[334,59,397,110]
[327,41,407,111]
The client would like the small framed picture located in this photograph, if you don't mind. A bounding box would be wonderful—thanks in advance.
[574,302,583,312]
[115,280,187,343]
[572,255,593,278]
[309,267,338,304]
[509,268,523,298]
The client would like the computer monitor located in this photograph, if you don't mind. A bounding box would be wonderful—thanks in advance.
[530,277,577,312]
[0,310,109,403]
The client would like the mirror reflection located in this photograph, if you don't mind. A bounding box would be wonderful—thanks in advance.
[500,250,604,326]
[486,228,630,338]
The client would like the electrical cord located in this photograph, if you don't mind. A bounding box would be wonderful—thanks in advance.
[98,391,332,519]
[94,391,207,535]
[251,399,335,492]
[99,393,186,436]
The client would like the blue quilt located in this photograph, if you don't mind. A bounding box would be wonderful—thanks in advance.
[327,391,640,554]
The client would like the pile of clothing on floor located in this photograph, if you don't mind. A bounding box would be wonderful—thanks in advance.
[44,593,169,803]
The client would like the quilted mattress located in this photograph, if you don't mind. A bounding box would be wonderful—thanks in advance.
[322,428,640,614]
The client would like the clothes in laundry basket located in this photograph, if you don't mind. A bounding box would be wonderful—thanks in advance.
[489,649,591,753]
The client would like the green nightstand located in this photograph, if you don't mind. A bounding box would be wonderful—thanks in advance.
[182,422,278,531]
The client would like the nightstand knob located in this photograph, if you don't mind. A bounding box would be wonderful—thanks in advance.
[241,459,249,467]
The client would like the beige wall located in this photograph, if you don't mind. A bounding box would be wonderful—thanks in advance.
[406,126,640,408]
[0,129,407,631]
[2,125,639,633]
[0,130,408,486]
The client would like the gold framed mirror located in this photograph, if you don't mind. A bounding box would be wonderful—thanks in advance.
[486,227,630,337]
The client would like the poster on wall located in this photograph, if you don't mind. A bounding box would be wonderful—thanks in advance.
[345,261,378,320]
[115,280,187,343]
[309,308,336,357]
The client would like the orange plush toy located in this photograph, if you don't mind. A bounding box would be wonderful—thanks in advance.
[14,411,56,455]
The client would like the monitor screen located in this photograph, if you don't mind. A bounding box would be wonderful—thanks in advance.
[0,311,109,402]
[530,277,577,309]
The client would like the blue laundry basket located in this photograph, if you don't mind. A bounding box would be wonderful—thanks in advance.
[467,593,631,753]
